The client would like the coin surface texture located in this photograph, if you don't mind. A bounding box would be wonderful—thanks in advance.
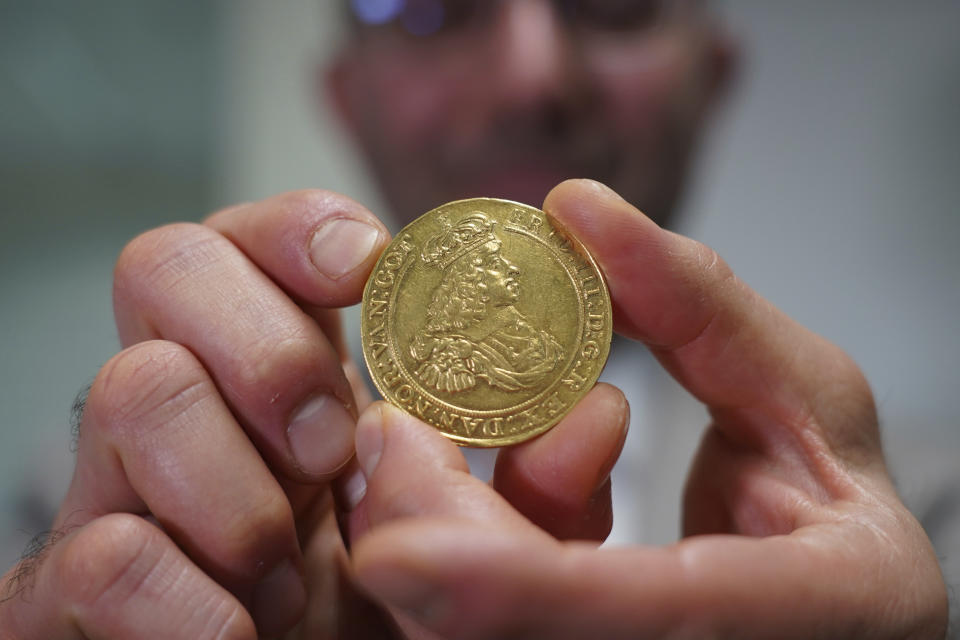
[361,198,612,447]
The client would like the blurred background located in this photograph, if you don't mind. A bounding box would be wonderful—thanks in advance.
[1,0,958,593]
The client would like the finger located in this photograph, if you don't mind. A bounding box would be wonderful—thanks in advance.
[297,508,404,638]
[346,396,946,637]
[543,180,882,471]
[342,402,550,639]
[113,217,362,481]
[352,516,948,639]
[205,189,389,307]
[0,514,256,639]
[304,304,375,411]
[343,402,547,544]
[58,340,305,635]
[493,383,629,541]
[207,190,384,414]
[281,303,376,435]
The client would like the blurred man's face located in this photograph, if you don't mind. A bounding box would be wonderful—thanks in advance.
[329,0,732,228]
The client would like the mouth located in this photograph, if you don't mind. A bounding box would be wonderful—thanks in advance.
[468,167,570,206]
[438,139,618,206]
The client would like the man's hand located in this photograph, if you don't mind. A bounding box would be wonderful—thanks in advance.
[0,190,391,638]
[0,187,635,639]
[345,180,948,639]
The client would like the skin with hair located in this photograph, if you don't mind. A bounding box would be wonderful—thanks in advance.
[0,3,948,638]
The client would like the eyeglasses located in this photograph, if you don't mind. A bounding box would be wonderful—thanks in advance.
[348,0,684,39]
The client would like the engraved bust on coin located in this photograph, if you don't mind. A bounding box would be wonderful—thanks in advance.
[361,198,612,447]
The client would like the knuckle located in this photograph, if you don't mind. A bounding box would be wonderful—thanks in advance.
[838,349,873,399]
[87,341,213,440]
[819,341,877,422]
[690,238,734,288]
[835,349,873,402]
[58,516,258,640]
[217,490,294,581]
[114,223,227,301]
[57,514,158,605]
[664,239,737,351]
[802,339,882,467]
[273,188,360,220]
[235,328,331,398]
[212,608,258,640]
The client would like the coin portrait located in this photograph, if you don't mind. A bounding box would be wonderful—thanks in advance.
[361,198,612,447]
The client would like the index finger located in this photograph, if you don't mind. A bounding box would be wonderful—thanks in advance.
[207,190,385,413]
[205,190,390,308]
[543,180,881,470]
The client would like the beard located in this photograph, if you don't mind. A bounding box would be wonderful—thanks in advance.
[360,92,703,231]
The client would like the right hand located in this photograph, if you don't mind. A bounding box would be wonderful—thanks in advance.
[0,190,391,638]
[0,188,629,639]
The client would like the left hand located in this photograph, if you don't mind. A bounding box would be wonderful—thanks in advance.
[342,180,948,639]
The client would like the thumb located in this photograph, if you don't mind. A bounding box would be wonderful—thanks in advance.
[352,518,948,640]
[343,385,630,545]
[343,402,543,543]
[543,179,883,475]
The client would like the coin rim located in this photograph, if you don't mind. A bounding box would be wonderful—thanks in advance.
[361,197,612,447]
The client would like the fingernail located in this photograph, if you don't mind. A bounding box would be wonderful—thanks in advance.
[251,558,306,635]
[361,566,449,627]
[287,394,355,477]
[338,464,367,512]
[309,218,381,280]
[355,405,385,478]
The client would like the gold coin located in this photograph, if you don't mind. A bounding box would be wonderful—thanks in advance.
[361,198,612,447]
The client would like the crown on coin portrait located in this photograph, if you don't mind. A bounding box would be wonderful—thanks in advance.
[421,212,499,268]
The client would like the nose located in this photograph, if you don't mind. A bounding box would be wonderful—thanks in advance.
[489,0,572,109]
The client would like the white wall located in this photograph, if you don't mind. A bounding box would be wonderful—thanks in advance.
[688,1,960,437]
[213,0,381,212]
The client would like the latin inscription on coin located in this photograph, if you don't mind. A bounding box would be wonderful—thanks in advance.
[361,198,612,447]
